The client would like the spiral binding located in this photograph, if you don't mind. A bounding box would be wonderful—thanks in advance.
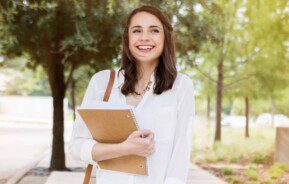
[129,109,149,176]
[129,109,139,130]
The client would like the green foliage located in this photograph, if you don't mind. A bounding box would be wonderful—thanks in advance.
[250,153,266,164]
[245,165,259,181]
[220,167,233,175]
[0,56,50,96]
[0,0,127,71]
[229,156,238,163]
[226,175,243,184]
[183,0,289,126]
[191,122,289,183]
[191,122,275,165]
[267,163,288,179]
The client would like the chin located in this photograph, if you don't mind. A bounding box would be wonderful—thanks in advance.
[136,57,159,65]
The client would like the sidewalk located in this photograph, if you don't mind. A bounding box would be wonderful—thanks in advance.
[0,121,51,184]
[16,149,227,184]
[0,120,73,184]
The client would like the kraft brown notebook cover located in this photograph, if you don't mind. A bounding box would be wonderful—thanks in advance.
[77,108,148,175]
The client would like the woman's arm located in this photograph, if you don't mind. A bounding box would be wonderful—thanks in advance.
[92,130,155,162]
[91,143,126,162]
[164,75,195,184]
[68,71,107,165]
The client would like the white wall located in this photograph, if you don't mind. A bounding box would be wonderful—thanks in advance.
[0,96,68,123]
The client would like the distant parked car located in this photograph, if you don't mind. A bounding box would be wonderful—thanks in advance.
[255,113,289,127]
[221,115,253,128]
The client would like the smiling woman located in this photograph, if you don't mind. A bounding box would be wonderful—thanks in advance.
[69,5,195,184]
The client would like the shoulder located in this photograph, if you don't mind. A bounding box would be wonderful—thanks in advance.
[90,69,112,91]
[172,72,194,90]
[91,69,111,80]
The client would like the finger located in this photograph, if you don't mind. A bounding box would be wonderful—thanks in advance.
[148,145,154,150]
[134,129,152,138]
[144,139,151,145]
[146,132,154,140]
[148,149,155,155]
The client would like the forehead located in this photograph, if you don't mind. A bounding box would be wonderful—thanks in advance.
[129,11,163,28]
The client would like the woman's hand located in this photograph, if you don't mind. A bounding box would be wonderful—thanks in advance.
[120,130,155,157]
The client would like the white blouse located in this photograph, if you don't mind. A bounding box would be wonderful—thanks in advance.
[68,69,195,184]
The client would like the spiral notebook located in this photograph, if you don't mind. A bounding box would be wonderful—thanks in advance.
[77,103,148,175]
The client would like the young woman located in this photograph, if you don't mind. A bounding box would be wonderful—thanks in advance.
[69,5,195,184]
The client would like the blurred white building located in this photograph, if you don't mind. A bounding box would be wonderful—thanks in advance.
[221,115,254,128]
[255,113,289,127]
[0,96,68,123]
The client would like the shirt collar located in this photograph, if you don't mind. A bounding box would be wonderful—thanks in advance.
[115,68,156,91]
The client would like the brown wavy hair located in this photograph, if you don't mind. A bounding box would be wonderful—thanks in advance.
[119,5,177,95]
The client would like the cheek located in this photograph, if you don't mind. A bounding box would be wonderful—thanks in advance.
[129,34,137,44]
[156,37,164,53]
[128,36,138,52]
[155,33,164,47]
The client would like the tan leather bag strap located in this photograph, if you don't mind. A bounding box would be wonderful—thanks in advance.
[83,70,116,184]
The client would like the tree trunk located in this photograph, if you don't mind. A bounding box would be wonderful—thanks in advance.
[271,98,275,127]
[245,96,249,138]
[214,51,224,142]
[207,95,211,128]
[44,34,66,170]
[71,78,76,120]
[50,83,66,170]
[43,6,68,170]
[48,55,66,170]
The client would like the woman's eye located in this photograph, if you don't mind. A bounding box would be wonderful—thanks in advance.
[152,29,159,33]
[132,30,141,33]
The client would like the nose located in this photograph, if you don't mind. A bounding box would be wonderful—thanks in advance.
[140,31,150,41]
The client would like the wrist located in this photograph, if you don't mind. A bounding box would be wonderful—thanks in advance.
[91,143,98,162]
[117,142,130,156]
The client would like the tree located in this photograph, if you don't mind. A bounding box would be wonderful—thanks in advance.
[246,0,289,126]
[0,0,125,170]
[190,0,241,141]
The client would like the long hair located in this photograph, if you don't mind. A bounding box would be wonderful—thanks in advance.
[119,5,177,95]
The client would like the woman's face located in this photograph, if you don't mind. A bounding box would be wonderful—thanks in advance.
[128,12,164,65]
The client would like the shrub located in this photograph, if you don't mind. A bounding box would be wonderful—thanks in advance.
[245,166,259,181]
[230,156,238,163]
[267,163,288,179]
[220,167,233,175]
[226,175,243,184]
[251,153,266,164]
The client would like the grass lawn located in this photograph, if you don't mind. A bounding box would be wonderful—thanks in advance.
[191,122,289,183]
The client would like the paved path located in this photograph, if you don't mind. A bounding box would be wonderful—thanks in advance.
[0,122,51,183]
[0,121,73,184]
[188,164,226,184]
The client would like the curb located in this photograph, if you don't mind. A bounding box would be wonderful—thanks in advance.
[5,148,51,184]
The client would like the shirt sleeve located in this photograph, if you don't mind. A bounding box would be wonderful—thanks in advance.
[68,71,107,166]
[164,75,195,184]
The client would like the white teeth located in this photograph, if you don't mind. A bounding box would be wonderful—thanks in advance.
[137,45,154,50]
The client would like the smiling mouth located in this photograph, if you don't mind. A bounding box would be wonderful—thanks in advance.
[136,45,155,52]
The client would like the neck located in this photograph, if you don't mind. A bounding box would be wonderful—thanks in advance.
[137,60,158,83]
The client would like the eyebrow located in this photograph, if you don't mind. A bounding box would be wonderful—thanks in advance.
[130,25,162,29]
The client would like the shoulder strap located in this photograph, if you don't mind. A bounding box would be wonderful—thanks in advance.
[83,70,115,184]
[103,70,116,102]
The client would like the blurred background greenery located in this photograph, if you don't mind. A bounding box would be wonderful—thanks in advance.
[0,0,288,183]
